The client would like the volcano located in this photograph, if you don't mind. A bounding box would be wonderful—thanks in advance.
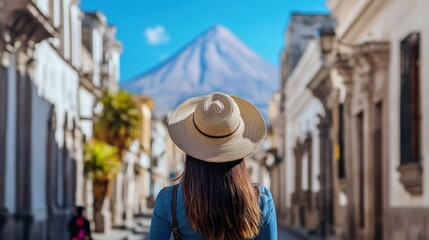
[121,25,278,121]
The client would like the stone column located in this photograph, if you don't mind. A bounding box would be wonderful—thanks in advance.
[0,39,10,240]
[73,124,85,206]
[111,171,124,227]
[14,49,33,240]
[357,42,390,240]
[308,71,335,237]
[304,134,318,230]
[125,159,136,228]
[304,134,313,206]
[294,143,304,194]
[318,111,333,237]
[291,142,304,226]
[2,49,17,240]
[357,51,376,240]
[336,57,355,240]
[367,43,389,240]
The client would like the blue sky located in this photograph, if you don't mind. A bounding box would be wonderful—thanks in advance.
[81,0,329,82]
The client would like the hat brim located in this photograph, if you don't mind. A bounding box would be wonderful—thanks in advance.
[168,95,266,163]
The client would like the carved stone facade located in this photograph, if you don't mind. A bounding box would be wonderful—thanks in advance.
[308,65,338,237]
[275,1,429,239]
[0,0,121,239]
[273,14,335,231]
[335,42,390,240]
[326,0,429,239]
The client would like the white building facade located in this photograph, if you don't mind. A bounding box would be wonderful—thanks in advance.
[328,0,429,239]
[272,14,336,234]
[0,1,121,239]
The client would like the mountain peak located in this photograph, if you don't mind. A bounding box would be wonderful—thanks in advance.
[198,24,236,42]
[209,24,229,34]
[122,26,278,121]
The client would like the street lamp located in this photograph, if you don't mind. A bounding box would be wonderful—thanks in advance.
[319,26,336,55]
[319,26,356,57]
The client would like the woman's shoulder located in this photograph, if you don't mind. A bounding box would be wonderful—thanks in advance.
[253,184,273,202]
[153,184,181,221]
[156,184,179,202]
[254,184,275,220]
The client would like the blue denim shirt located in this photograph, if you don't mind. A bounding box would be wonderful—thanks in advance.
[149,184,277,240]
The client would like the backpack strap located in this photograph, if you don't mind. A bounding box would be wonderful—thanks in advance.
[171,184,181,240]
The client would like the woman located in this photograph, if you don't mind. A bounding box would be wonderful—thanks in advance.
[149,92,277,240]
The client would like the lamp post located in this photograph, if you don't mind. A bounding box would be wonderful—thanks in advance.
[319,26,356,57]
[317,25,356,239]
[319,26,336,55]
[316,25,336,239]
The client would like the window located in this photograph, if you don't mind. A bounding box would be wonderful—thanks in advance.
[398,32,423,195]
[400,33,421,165]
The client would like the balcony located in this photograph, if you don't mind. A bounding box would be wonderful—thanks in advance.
[0,0,58,46]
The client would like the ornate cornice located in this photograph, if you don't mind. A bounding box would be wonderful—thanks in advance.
[0,1,59,66]
[335,54,354,84]
[352,41,390,94]
[307,65,333,109]
[356,41,390,70]
[294,140,305,159]
[304,132,312,148]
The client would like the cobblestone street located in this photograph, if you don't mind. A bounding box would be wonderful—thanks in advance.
[93,214,151,240]
[92,213,308,240]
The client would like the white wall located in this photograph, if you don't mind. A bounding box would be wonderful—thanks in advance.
[30,86,51,221]
[330,0,429,208]
[152,120,170,193]
[284,40,325,207]
[383,0,429,207]
[35,0,50,16]
[34,41,80,136]
[92,28,103,87]
[70,4,82,69]
[62,0,71,60]
[32,40,81,218]
[78,88,95,139]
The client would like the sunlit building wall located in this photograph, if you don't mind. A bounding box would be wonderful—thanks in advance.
[327,0,429,239]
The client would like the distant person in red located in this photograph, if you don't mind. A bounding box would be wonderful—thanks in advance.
[68,206,92,240]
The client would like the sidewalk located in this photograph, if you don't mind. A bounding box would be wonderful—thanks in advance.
[280,225,339,240]
[92,228,140,240]
[92,212,152,240]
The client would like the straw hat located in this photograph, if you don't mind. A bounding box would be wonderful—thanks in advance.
[168,92,266,163]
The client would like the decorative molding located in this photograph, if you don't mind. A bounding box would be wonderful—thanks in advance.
[307,65,333,109]
[335,55,354,114]
[360,42,390,70]
[354,53,372,93]
[352,42,390,94]
[397,162,423,195]
[79,76,102,99]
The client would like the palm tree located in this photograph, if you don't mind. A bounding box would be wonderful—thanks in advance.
[92,90,141,228]
[83,140,121,232]
[94,90,141,161]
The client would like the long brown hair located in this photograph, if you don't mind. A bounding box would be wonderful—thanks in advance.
[180,155,261,240]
